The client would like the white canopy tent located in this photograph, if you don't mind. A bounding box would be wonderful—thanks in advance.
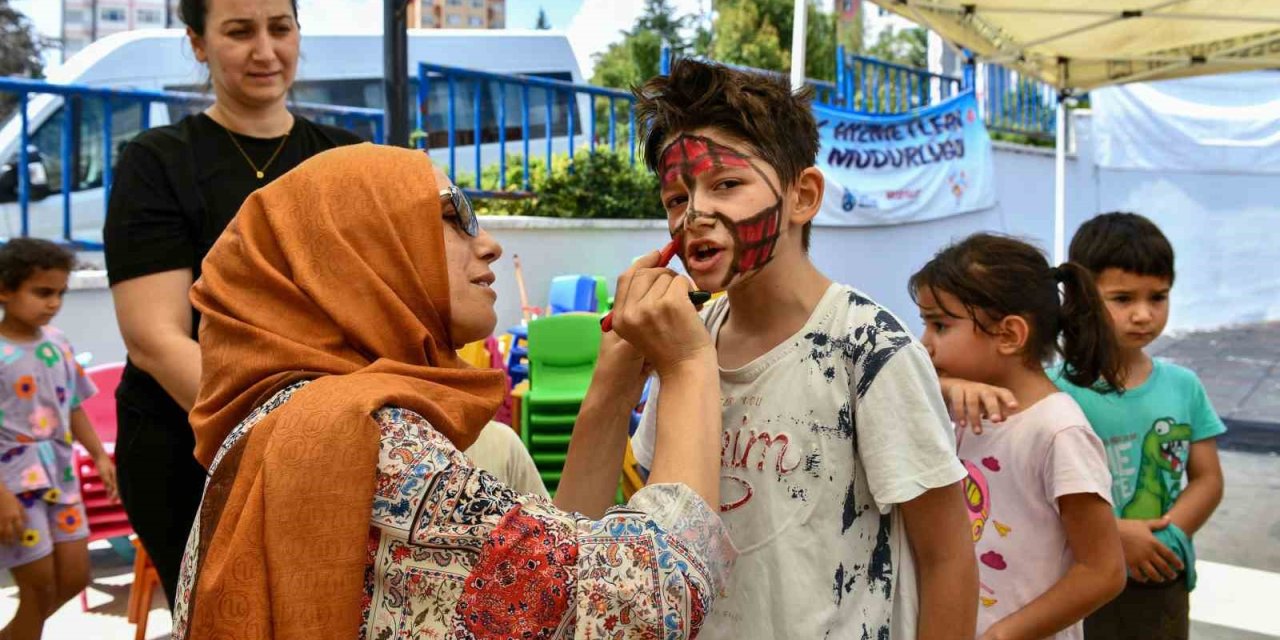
[810,0,1280,262]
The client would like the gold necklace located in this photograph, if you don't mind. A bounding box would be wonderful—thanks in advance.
[224,125,290,180]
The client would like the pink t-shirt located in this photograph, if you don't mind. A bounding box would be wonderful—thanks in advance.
[957,392,1112,640]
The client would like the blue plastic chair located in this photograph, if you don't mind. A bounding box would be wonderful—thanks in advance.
[548,275,598,315]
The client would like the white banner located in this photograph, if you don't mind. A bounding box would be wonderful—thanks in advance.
[814,91,996,227]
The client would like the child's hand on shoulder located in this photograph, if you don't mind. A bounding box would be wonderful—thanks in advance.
[94,453,120,503]
[1117,516,1183,583]
[939,377,1018,433]
[0,488,26,545]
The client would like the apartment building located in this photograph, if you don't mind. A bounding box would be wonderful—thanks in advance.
[61,0,180,60]
[407,0,505,30]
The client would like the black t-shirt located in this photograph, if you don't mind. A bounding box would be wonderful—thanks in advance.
[104,112,363,420]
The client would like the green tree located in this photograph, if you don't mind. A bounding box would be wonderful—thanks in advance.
[709,0,839,81]
[866,25,928,69]
[534,7,551,30]
[591,0,691,89]
[635,0,689,56]
[0,0,45,121]
[711,0,785,72]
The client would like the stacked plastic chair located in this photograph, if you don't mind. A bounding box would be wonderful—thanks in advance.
[74,363,164,639]
[520,313,602,495]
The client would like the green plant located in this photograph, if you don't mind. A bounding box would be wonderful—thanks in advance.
[533,148,662,219]
[460,147,662,219]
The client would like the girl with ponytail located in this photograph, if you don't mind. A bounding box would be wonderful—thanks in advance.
[910,233,1125,640]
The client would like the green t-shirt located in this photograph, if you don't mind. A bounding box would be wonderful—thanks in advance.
[1051,359,1226,520]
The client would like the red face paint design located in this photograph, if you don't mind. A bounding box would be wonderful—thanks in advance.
[659,134,785,289]
[659,135,752,188]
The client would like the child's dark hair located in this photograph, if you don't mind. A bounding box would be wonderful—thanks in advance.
[910,233,1122,390]
[1069,211,1175,283]
[634,57,819,250]
[0,239,75,292]
[180,0,300,35]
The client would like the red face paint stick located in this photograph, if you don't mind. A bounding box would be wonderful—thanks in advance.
[600,237,691,333]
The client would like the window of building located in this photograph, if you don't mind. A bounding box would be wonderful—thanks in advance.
[447,0,462,5]
[64,9,87,24]
[471,0,484,8]
[468,16,483,26]
[447,14,462,25]
[423,14,435,27]
[100,7,126,22]
[137,8,163,24]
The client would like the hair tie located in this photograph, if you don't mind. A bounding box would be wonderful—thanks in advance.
[1051,266,1068,283]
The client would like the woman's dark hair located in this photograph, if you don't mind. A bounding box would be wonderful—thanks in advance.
[909,233,1121,390]
[0,238,75,291]
[180,0,300,35]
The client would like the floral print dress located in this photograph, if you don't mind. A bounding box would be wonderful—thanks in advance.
[175,382,735,639]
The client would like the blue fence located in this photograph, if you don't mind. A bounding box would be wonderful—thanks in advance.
[0,77,382,250]
[834,47,963,113]
[416,62,636,198]
[982,64,1059,140]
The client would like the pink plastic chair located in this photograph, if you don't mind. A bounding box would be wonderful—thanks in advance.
[73,363,137,611]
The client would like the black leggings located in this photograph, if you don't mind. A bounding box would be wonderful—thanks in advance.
[115,394,207,608]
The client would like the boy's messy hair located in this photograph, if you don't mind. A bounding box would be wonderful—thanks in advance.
[1069,212,1175,283]
[910,233,1121,391]
[0,239,75,291]
[634,57,819,249]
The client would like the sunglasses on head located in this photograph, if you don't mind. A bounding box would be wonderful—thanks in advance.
[440,185,479,237]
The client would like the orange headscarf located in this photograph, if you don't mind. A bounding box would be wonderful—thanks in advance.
[181,144,506,639]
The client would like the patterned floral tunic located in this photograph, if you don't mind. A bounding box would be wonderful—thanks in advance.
[175,382,735,639]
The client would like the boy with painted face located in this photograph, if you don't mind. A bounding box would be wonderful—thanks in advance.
[629,59,977,639]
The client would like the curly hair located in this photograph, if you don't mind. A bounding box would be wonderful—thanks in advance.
[0,238,75,291]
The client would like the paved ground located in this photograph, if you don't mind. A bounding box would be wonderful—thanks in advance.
[0,322,1276,638]
[1153,321,1280,453]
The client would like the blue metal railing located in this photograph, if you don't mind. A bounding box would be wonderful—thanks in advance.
[835,46,963,113]
[0,77,383,250]
[982,64,1059,140]
[416,62,637,198]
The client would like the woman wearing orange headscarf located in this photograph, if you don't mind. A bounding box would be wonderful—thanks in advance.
[169,144,733,640]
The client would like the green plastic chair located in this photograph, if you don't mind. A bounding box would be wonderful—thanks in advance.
[521,313,603,494]
[593,276,612,313]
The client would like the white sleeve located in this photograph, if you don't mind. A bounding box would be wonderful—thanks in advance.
[1043,424,1113,511]
[629,374,660,469]
[856,343,966,511]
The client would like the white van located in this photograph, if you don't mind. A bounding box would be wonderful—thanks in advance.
[0,29,586,246]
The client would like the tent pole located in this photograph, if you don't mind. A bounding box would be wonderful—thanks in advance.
[790,0,807,92]
[1049,60,1070,264]
[1053,96,1067,265]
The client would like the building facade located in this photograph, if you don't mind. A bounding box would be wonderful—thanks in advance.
[61,0,180,61]
[407,0,505,30]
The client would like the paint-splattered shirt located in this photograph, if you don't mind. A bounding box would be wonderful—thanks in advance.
[957,393,1112,640]
[632,283,966,639]
[0,327,96,505]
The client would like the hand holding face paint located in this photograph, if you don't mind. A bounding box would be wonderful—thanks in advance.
[609,250,714,379]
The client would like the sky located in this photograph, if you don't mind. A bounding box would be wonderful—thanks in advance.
[11,0,711,78]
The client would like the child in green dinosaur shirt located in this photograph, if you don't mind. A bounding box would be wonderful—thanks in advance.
[944,212,1226,639]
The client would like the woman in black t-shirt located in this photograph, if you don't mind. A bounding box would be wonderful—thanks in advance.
[103,0,361,607]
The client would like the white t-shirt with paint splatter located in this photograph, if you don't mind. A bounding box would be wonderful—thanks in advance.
[632,283,966,640]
